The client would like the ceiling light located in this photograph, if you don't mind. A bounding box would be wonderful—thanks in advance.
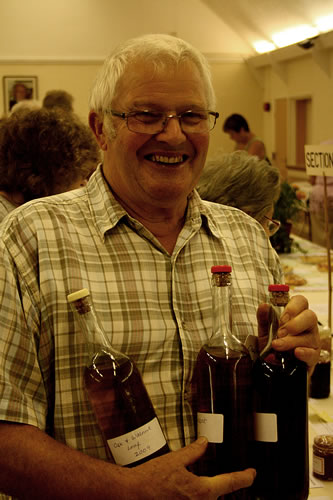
[315,14,333,32]
[272,25,319,48]
[253,40,276,54]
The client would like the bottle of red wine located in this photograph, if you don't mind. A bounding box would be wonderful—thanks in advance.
[191,266,253,499]
[67,288,169,466]
[252,284,309,500]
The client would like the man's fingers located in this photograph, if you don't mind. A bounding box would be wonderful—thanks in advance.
[277,309,319,340]
[203,468,256,496]
[294,346,320,373]
[280,294,308,324]
[257,303,271,338]
[171,437,208,467]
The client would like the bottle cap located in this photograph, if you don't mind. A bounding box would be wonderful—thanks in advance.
[268,284,289,292]
[67,288,90,302]
[211,265,232,273]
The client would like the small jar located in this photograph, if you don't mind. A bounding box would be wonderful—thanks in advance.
[313,435,333,480]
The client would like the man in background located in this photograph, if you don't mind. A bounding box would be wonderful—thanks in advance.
[223,113,269,162]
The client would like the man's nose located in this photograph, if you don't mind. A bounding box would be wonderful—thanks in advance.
[156,116,186,144]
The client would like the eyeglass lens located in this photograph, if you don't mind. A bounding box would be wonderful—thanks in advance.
[127,111,216,134]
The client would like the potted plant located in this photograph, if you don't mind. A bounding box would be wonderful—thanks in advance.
[270,180,304,253]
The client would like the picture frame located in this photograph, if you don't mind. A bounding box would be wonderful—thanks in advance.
[2,76,38,115]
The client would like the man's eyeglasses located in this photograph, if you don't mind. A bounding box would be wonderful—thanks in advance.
[264,216,281,237]
[106,109,219,135]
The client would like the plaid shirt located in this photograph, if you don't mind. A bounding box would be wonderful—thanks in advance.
[0,166,282,463]
[0,195,15,223]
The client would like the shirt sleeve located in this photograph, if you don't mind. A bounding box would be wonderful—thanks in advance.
[0,238,47,429]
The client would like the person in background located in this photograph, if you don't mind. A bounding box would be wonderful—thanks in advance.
[10,99,42,114]
[223,113,269,162]
[42,89,74,113]
[0,34,319,499]
[0,107,101,221]
[197,150,280,237]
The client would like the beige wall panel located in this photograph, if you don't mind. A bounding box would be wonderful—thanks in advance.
[0,62,102,122]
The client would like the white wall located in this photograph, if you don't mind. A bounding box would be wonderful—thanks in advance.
[260,50,333,168]
[0,0,251,60]
[5,0,332,168]
[0,58,264,161]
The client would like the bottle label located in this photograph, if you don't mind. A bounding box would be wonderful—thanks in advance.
[107,417,167,466]
[254,412,278,442]
[197,412,224,443]
[313,454,325,475]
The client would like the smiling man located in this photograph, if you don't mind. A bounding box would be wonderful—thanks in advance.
[89,57,214,254]
[0,34,319,499]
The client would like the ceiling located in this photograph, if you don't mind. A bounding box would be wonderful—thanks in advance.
[1,0,333,61]
[202,0,333,56]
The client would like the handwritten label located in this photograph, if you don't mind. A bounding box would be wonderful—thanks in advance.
[254,412,278,442]
[107,417,166,466]
[197,412,223,443]
[304,145,333,177]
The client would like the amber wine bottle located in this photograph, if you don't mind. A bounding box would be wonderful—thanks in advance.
[191,266,253,499]
[252,284,309,500]
[67,288,169,466]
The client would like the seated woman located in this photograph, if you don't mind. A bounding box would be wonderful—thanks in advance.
[0,108,101,222]
[197,150,281,237]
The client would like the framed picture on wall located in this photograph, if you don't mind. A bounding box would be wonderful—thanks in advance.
[2,76,38,115]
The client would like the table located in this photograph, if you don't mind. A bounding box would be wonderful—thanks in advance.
[309,391,333,499]
[279,234,332,327]
[279,234,333,498]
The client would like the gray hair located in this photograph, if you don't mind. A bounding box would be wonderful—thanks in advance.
[197,151,281,223]
[89,34,216,137]
[10,99,41,115]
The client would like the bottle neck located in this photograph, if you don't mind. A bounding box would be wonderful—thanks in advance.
[260,291,289,358]
[208,273,246,355]
[70,296,129,365]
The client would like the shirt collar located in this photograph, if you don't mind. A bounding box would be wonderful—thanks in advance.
[189,189,225,240]
[86,165,128,238]
[86,165,222,240]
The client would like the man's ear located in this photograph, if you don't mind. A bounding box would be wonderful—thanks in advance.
[89,111,108,151]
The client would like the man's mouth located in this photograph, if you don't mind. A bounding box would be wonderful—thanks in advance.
[145,154,188,165]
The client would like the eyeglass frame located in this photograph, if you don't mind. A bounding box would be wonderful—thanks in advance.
[106,109,220,134]
[264,215,281,237]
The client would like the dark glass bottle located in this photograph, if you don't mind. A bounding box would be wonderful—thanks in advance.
[252,284,309,500]
[67,288,169,467]
[191,266,253,499]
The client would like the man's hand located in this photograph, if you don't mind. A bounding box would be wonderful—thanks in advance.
[257,294,320,374]
[133,437,256,499]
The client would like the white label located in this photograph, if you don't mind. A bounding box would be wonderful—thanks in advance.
[254,412,278,442]
[313,454,325,475]
[107,417,166,466]
[197,412,223,443]
[304,145,333,176]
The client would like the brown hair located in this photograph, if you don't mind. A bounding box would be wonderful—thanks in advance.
[0,108,101,202]
[43,90,74,113]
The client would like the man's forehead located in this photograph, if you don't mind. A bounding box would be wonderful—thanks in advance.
[113,60,206,107]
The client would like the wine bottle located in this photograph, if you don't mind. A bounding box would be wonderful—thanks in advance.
[67,288,169,467]
[191,266,253,498]
[252,284,309,500]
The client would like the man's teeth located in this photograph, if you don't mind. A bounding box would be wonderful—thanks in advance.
[149,154,184,163]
